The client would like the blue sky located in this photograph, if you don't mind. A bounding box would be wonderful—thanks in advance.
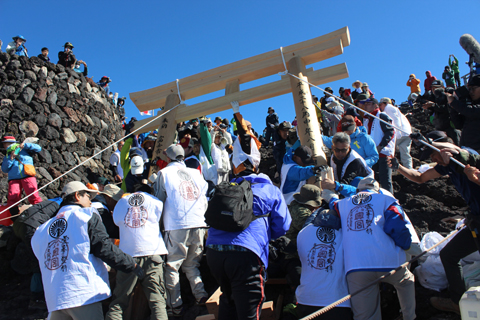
[1,0,479,133]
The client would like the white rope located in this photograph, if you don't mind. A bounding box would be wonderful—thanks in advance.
[277,47,288,76]
[176,79,186,105]
[286,73,466,169]
[0,103,183,222]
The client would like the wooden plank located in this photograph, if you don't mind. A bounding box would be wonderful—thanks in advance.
[130,27,349,112]
[261,301,275,320]
[206,287,222,319]
[150,94,179,163]
[132,63,348,134]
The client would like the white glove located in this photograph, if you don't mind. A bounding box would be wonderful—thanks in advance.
[321,189,338,202]
[231,101,240,113]
[405,243,423,256]
[269,124,274,128]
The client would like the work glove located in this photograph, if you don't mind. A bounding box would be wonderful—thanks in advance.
[390,157,400,171]
[313,165,329,175]
[405,243,423,256]
[273,236,293,253]
[410,132,429,147]
[321,189,338,202]
[133,264,145,280]
[269,124,274,128]
[230,101,240,113]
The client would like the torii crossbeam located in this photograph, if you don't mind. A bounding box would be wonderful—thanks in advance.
[130,27,350,165]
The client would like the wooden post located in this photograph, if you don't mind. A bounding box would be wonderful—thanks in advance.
[287,56,327,169]
[150,93,180,172]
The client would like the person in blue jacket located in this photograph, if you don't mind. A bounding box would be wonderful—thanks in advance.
[322,115,378,168]
[1,136,43,216]
[206,103,291,320]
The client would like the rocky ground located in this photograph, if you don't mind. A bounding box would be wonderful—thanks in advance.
[0,97,467,319]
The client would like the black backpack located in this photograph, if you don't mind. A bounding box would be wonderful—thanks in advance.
[205,179,268,232]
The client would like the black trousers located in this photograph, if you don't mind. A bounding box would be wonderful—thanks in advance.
[297,304,353,320]
[440,226,478,304]
[206,248,266,320]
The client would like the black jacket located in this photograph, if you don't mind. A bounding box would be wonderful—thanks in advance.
[266,113,279,127]
[58,51,76,68]
[450,98,480,151]
[328,151,370,185]
[273,130,287,174]
[13,200,60,245]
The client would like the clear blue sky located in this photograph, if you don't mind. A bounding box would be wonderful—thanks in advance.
[2,0,479,133]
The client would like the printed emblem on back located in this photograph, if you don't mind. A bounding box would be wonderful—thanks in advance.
[125,193,148,228]
[49,218,68,238]
[316,227,336,244]
[352,192,372,205]
[347,204,374,234]
[307,243,335,272]
[177,169,200,201]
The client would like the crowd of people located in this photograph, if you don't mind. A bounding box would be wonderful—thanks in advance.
[2,35,480,320]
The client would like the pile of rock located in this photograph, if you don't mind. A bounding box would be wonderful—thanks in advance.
[0,52,124,201]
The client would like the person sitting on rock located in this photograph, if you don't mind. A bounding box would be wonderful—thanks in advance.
[73,60,88,77]
[97,76,112,94]
[1,135,43,217]
[37,47,50,62]
[58,42,76,69]
[6,35,28,57]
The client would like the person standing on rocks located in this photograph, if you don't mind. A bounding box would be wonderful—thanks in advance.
[6,35,28,57]
[1,135,43,216]
[58,42,76,69]
[264,107,279,147]
[37,47,50,62]
[97,76,112,95]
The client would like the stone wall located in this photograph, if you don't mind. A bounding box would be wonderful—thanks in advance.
[0,52,124,202]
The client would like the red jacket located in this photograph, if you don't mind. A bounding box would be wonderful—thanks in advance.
[424,71,437,92]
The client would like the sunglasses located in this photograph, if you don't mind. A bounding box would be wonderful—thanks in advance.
[333,148,349,153]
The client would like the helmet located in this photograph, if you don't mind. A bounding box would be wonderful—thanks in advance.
[63,42,74,49]
[12,35,26,42]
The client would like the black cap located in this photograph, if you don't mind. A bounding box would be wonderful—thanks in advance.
[468,74,480,87]
[268,107,275,112]
[278,121,292,131]
[359,97,378,105]
[214,116,222,122]
[355,93,369,103]
[419,131,449,161]
[431,79,444,87]
[294,146,314,165]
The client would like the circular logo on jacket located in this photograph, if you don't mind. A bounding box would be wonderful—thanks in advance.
[352,193,372,205]
[44,236,69,271]
[347,204,374,232]
[307,243,335,271]
[125,206,148,228]
[179,181,200,201]
[128,193,145,207]
[48,218,68,239]
[316,227,336,243]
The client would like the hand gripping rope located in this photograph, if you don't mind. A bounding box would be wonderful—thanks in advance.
[300,225,463,319]
[0,102,184,222]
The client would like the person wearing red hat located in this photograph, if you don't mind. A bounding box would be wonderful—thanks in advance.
[97,76,112,95]
[1,135,43,216]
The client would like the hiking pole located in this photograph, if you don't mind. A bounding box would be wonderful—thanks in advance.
[286,73,467,171]
[300,225,464,320]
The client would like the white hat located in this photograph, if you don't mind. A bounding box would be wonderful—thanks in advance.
[130,156,144,175]
[62,181,98,198]
[102,184,124,202]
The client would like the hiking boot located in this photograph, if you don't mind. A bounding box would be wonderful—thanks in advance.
[430,297,460,315]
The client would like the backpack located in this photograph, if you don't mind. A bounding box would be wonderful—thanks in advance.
[205,179,268,232]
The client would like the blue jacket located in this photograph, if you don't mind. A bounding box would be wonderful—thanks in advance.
[1,143,41,181]
[322,126,379,168]
[206,174,291,267]
[281,149,315,195]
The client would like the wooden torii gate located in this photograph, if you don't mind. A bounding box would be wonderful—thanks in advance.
[130,27,350,171]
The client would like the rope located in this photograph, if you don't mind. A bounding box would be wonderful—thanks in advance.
[277,47,288,76]
[176,79,185,105]
[0,103,183,222]
[286,73,466,169]
[300,225,464,320]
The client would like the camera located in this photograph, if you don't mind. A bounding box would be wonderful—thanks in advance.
[219,124,227,129]
[434,86,470,105]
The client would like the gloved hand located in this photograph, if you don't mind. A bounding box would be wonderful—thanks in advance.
[269,124,274,128]
[390,157,400,171]
[313,165,329,175]
[321,189,338,202]
[133,264,145,280]
[410,132,429,146]
[405,243,423,256]
[230,101,240,113]
[273,236,292,253]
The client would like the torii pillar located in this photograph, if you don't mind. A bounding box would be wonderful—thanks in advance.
[288,56,327,169]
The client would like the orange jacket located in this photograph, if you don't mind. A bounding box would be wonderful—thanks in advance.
[406,74,421,93]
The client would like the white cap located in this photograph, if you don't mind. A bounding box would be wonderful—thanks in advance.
[130,156,144,175]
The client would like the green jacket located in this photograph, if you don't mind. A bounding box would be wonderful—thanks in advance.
[285,200,313,259]
[120,137,134,191]
[449,56,460,74]
[442,70,455,86]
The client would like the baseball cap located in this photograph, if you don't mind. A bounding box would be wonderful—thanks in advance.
[419,131,449,161]
[62,181,98,198]
[278,121,292,131]
[294,146,314,165]
[359,97,378,105]
[431,79,444,87]
[130,156,144,175]
[468,74,480,87]
[357,178,380,193]
[380,97,392,104]
[102,184,124,202]
[2,136,17,143]
[165,144,185,160]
